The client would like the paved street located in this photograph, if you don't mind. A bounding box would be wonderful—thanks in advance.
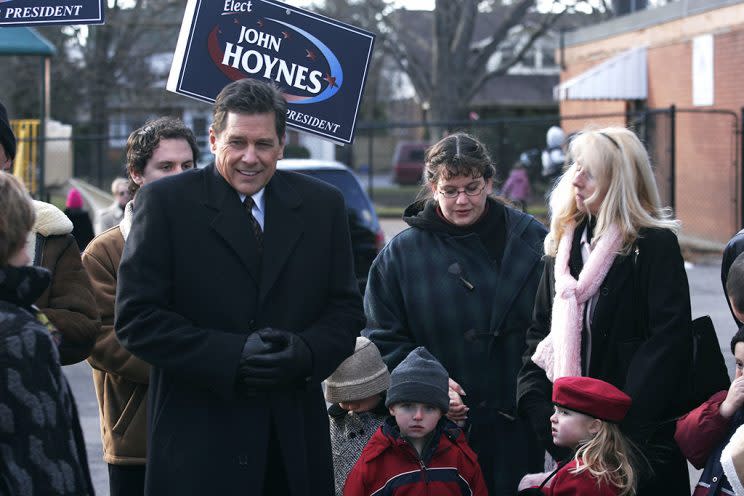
[63,218,734,494]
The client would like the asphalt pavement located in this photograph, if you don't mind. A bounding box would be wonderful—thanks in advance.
[63,218,733,494]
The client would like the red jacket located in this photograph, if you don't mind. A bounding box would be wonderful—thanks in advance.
[675,390,737,496]
[539,460,619,496]
[343,417,487,496]
[675,390,730,468]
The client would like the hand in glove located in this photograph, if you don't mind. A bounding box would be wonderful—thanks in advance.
[236,332,281,391]
[238,328,313,390]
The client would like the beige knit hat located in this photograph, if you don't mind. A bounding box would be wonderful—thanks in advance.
[324,337,390,403]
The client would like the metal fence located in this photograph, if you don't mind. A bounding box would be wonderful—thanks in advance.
[10,105,742,244]
[351,106,741,244]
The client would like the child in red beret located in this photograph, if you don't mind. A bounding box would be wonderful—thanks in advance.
[518,376,638,496]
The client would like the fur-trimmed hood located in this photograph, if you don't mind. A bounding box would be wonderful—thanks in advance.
[33,200,73,236]
[26,201,74,263]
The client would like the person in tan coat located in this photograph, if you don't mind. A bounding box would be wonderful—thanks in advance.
[82,117,198,496]
[1,100,99,365]
[28,199,100,364]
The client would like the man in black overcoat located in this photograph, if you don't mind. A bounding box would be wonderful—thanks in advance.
[115,79,364,495]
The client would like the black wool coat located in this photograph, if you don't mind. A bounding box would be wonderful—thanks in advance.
[115,165,364,495]
[364,198,548,493]
[517,224,693,495]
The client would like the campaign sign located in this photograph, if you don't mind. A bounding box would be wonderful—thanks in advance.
[167,0,375,144]
[0,0,104,26]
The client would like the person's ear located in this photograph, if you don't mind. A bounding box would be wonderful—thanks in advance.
[130,169,145,186]
[209,127,218,153]
[588,418,602,436]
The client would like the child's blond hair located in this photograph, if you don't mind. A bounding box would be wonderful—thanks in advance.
[0,172,34,266]
[572,421,638,496]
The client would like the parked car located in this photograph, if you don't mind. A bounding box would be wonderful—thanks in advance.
[392,141,429,185]
[277,159,385,293]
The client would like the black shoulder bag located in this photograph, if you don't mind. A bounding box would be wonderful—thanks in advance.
[632,245,730,412]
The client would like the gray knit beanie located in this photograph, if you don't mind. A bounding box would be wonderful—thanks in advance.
[385,346,449,413]
[324,337,390,403]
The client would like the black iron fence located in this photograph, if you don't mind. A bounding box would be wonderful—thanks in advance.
[13,105,743,243]
[350,106,741,244]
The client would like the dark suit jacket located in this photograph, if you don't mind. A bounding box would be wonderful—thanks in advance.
[115,165,364,495]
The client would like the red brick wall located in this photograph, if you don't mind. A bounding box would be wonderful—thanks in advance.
[559,12,744,243]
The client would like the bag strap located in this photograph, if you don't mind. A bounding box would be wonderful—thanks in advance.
[538,459,571,489]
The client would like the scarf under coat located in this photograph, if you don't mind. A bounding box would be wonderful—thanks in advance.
[532,221,623,381]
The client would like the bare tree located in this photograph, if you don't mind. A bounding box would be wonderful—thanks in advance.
[313,0,600,123]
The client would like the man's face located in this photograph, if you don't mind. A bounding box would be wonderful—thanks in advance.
[114,183,131,208]
[0,144,11,172]
[131,138,195,187]
[209,112,284,196]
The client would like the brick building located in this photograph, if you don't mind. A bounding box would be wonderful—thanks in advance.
[557,0,744,244]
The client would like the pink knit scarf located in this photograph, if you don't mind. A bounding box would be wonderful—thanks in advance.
[532,221,623,381]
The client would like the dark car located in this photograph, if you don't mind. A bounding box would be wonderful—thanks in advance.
[277,159,385,292]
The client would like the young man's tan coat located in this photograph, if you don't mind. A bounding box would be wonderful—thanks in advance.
[82,203,149,464]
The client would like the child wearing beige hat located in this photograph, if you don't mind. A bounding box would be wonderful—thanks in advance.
[324,336,391,496]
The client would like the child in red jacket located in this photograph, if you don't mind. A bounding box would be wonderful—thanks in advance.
[518,376,638,496]
[343,346,487,496]
[675,325,744,496]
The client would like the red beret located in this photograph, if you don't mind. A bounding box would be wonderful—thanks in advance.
[552,376,631,423]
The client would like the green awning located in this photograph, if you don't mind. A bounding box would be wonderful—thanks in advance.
[0,27,56,56]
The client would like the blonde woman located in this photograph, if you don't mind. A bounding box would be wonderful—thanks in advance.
[516,127,692,494]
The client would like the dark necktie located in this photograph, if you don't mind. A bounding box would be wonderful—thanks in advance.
[244,197,263,255]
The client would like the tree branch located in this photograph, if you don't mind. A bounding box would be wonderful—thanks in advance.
[466,10,565,102]
[468,0,534,74]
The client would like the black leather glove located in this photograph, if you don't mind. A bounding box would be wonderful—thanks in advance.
[238,328,313,390]
[236,332,279,392]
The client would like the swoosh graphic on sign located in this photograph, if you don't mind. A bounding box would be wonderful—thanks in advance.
[265,17,343,104]
[208,25,248,82]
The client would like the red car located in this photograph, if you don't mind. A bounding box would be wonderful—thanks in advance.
[392,141,429,185]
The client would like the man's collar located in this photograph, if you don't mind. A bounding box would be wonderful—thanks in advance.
[238,187,266,213]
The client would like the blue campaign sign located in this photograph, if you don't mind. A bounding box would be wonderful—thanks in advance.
[167,0,375,144]
[0,0,104,26]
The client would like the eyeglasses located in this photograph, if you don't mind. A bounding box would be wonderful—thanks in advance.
[438,182,486,199]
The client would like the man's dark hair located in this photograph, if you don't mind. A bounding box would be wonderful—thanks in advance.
[126,117,199,194]
[727,251,744,318]
[211,78,287,139]
[732,326,744,354]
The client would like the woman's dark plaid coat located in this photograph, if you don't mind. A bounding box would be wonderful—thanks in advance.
[364,197,547,494]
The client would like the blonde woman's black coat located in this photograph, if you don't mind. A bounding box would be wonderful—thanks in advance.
[517,224,693,495]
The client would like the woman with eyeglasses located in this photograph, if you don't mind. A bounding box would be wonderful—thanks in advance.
[364,132,548,494]
[516,126,692,495]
